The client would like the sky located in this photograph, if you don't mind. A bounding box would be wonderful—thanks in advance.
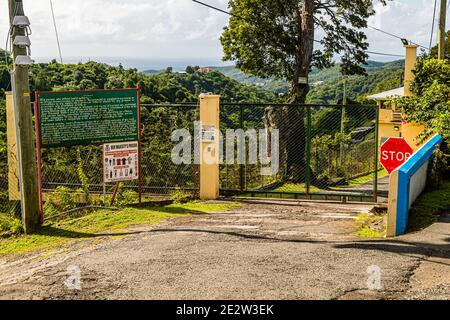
[0,0,447,70]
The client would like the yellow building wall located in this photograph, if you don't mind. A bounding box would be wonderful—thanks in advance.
[378,122,402,147]
[402,121,426,151]
[379,108,394,123]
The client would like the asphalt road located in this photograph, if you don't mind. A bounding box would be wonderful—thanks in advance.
[0,200,448,300]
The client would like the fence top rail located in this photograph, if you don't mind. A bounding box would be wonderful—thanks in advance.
[219,102,377,108]
[141,103,198,108]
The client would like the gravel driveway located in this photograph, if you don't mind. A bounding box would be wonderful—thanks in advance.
[0,200,448,300]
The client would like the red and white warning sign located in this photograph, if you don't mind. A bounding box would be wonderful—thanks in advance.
[103,141,139,183]
[380,137,414,174]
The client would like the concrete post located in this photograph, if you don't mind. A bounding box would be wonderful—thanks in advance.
[199,94,220,200]
[402,44,425,150]
[6,92,20,202]
[403,45,418,97]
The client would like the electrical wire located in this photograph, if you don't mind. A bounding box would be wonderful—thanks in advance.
[430,0,438,51]
[365,50,404,57]
[4,2,20,67]
[366,25,429,50]
[192,0,407,58]
[3,1,21,91]
[49,0,63,64]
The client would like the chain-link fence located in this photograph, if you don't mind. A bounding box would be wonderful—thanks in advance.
[140,103,199,195]
[38,103,199,217]
[220,103,380,201]
[2,100,381,222]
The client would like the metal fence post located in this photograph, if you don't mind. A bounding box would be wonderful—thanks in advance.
[306,105,312,195]
[239,105,245,192]
[373,106,380,202]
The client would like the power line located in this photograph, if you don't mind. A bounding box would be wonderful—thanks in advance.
[365,50,404,57]
[192,0,240,19]
[430,0,438,50]
[49,0,63,64]
[192,0,406,58]
[367,25,429,51]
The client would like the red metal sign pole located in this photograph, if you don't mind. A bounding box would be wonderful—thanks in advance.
[33,93,44,223]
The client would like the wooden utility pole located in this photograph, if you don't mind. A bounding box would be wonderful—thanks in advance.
[8,0,41,233]
[438,0,447,60]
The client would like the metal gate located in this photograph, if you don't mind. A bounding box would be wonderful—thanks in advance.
[219,103,383,202]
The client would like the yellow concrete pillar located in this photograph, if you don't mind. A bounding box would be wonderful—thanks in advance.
[199,94,220,200]
[402,44,425,150]
[403,45,418,97]
[6,92,21,201]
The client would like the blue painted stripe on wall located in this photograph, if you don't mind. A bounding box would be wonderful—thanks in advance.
[395,134,443,236]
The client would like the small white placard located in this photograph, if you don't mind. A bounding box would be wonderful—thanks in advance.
[201,125,216,142]
[103,141,139,183]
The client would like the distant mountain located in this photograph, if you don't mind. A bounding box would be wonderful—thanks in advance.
[209,66,288,94]
[210,60,405,104]
[308,60,405,104]
[142,69,163,75]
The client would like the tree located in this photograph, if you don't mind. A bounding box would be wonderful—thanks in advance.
[396,58,450,143]
[185,66,195,74]
[221,0,388,182]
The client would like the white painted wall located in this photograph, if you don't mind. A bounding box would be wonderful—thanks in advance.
[408,160,429,210]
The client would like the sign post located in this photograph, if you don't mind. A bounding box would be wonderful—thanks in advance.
[380,137,414,174]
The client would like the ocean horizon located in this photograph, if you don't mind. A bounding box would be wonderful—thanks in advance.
[32,56,231,72]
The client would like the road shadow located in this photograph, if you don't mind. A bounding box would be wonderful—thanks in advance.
[35,226,148,239]
[333,240,450,264]
[148,227,450,263]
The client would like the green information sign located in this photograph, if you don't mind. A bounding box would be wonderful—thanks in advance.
[37,89,139,148]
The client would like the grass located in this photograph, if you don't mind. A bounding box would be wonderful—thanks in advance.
[330,168,388,190]
[272,183,322,193]
[0,201,240,256]
[407,180,450,232]
[271,169,388,194]
[355,213,386,238]
[0,214,23,236]
[347,168,388,187]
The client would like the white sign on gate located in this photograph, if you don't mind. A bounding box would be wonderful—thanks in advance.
[103,141,139,183]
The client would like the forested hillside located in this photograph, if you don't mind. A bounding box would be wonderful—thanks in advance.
[211,60,405,104]
[0,53,277,104]
[0,51,279,218]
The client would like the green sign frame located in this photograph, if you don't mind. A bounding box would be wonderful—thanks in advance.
[36,89,140,148]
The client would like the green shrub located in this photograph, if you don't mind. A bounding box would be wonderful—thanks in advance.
[408,181,450,232]
[44,186,76,216]
[0,214,23,235]
[115,189,138,206]
[170,190,194,203]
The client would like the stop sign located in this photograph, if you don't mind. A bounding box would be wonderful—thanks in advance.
[380,137,414,173]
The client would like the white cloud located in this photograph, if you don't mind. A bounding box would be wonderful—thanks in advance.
[365,0,442,59]
[0,0,448,65]
[0,0,229,61]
